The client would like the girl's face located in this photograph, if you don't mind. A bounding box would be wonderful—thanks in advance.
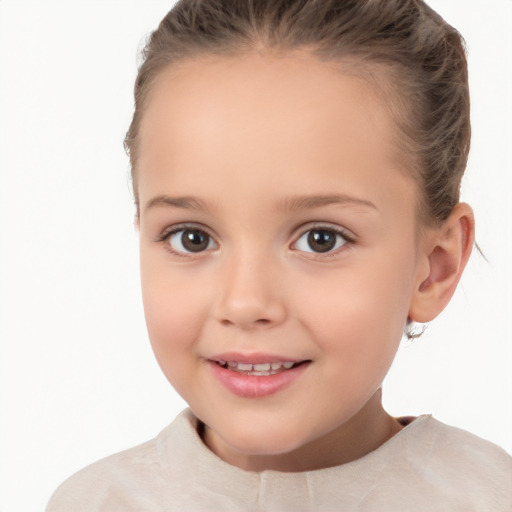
[137,53,429,470]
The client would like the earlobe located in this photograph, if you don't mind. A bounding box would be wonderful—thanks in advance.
[409,203,475,323]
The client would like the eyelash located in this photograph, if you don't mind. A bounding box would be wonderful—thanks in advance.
[292,223,355,259]
[156,223,217,259]
[156,223,355,259]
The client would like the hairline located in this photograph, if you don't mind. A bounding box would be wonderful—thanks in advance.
[128,47,430,226]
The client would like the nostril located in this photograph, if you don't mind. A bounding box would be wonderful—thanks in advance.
[220,317,272,327]
[214,293,286,329]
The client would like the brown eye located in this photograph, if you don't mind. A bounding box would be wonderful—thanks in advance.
[168,229,215,253]
[295,228,348,254]
[307,230,336,252]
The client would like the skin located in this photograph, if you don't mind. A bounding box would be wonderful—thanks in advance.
[135,52,474,472]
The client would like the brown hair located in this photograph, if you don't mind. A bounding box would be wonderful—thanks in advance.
[125,0,470,226]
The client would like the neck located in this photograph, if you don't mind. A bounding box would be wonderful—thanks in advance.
[202,389,403,472]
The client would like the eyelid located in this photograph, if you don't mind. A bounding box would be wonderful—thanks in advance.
[293,222,355,241]
[156,222,212,240]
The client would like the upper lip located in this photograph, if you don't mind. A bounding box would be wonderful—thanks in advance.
[208,352,307,364]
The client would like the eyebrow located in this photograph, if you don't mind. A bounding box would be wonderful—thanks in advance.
[144,193,377,214]
[144,195,211,213]
[277,194,378,212]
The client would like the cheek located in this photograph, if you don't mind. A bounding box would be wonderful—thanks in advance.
[298,249,415,373]
[140,255,208,380]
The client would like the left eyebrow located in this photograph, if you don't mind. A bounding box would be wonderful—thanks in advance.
[276,194,378,213]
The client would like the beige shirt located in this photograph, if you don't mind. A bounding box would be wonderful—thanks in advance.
[46,409,512,511]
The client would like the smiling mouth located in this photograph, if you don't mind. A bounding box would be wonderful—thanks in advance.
[214,360,309,376]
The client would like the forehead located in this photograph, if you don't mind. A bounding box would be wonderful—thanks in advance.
[137,52,416,214]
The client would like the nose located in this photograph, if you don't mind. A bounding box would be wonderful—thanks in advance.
[214,251,287,330]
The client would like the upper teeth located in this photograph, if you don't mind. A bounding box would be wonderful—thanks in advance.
[221,361,295,371]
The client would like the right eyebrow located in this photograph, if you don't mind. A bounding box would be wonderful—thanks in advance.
[143,195,210,213]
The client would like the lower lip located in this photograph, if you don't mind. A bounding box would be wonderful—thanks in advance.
[208,361,310,398]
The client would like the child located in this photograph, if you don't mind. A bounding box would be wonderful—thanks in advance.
[46,0,512,510]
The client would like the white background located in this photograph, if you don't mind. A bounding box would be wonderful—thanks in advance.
[0,1,511,511]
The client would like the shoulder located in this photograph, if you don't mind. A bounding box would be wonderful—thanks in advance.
[45,437,162,512]
[396,415,512,510]
[420,416,512,473]
[45,410,195,512]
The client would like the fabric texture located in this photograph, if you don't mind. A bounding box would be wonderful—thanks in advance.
[46,409,512,512]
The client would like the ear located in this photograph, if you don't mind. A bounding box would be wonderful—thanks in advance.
[409,203,475,323]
